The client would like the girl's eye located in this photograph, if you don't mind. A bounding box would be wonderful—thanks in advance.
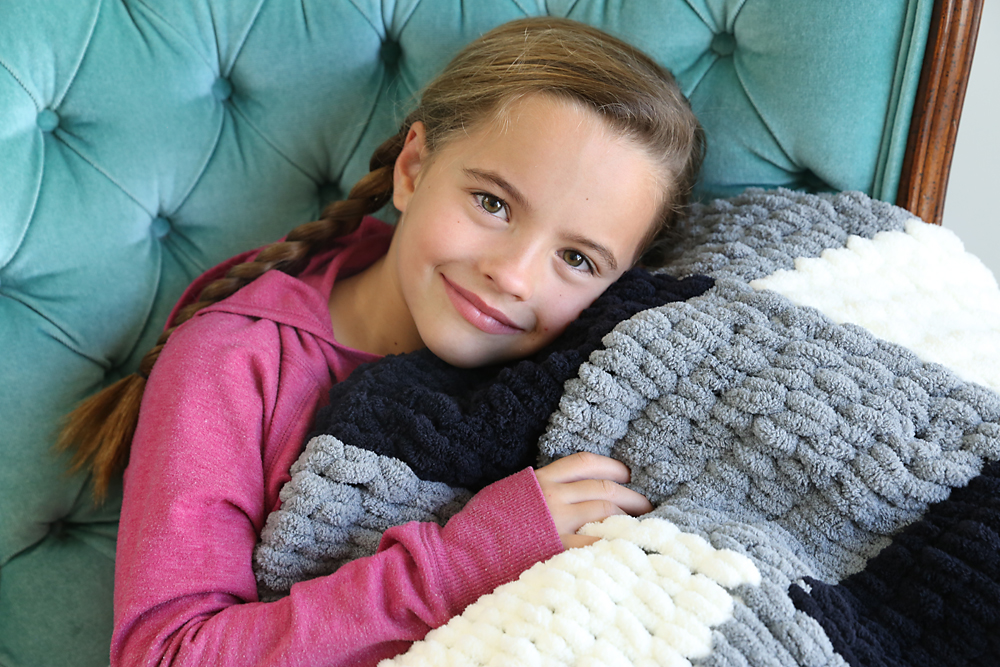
[475,193,507,218]
[481,194,503,213]
[561,249,593,273]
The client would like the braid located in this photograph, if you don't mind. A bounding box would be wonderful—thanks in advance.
[58,130,406,502]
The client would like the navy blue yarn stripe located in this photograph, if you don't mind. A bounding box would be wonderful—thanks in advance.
[309,269,713,490]
[790,459,1000,667]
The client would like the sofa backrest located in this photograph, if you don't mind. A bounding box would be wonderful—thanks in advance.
[0,1,934,665]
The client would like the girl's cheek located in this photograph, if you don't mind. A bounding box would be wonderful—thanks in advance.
[545,303,576,333]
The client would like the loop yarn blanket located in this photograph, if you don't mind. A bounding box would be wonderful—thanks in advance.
[254,189,1000,666]
[254,267,714,596]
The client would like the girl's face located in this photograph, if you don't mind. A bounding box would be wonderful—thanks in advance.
[386,94,662,368]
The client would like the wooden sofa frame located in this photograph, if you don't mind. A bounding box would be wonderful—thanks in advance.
[898,0,983,225]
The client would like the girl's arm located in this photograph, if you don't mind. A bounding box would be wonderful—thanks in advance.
[116,469,556,667]
[111,300,648,667]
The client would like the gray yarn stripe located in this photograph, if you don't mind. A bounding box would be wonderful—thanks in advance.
[253,435,471,601]
[664,189,911,283]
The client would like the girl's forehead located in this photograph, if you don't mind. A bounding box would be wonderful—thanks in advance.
[435,94,667,202]
[469,97,659,190]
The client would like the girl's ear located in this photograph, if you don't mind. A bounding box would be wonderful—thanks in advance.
[393,122,427,214]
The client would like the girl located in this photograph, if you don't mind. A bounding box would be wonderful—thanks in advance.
[60,16,704,666]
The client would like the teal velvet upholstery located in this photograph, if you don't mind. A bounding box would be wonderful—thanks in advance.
[0,1,934,664]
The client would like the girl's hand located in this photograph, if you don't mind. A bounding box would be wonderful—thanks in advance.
[535,452,653,549]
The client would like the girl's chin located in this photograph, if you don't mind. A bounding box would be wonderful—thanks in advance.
[424,336,527,369]
[428,347,504,369]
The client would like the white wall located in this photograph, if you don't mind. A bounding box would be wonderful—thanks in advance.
[942,1,999,280]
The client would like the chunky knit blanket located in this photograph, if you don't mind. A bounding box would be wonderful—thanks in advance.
[254,189,1000,666]
[253,268,714,597]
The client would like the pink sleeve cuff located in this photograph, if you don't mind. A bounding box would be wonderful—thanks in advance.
[380,466,564,616]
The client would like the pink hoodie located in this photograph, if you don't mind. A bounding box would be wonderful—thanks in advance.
[112,217,563,666]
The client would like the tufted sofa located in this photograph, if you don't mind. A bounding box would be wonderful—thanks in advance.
[0,1,976,665]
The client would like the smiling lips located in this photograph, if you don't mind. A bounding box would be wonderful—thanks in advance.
[442,275,524,335]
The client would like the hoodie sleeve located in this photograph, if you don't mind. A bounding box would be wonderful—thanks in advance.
[111,306,563,667]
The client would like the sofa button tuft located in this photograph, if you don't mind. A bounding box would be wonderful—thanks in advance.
[152,216,172,239]
[381,40,401,69]
[212,77,233,102]
[37,109,60,132]
[711,33,736,57]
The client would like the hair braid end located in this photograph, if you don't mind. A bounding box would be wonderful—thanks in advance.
[56,373,146,504]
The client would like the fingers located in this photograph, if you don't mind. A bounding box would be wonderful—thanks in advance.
[548,478,653,517]
[535,452,654,550]
[562,534,601,549]
[535,451,631,485]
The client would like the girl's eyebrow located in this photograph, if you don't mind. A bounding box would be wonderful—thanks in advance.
[463,168,531,212]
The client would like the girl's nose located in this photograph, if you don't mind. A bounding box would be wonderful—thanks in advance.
[481,239,540,301]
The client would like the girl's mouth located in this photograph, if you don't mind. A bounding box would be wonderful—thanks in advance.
[442,276,524,335]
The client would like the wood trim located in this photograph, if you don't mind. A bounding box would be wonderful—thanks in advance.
[897,0,983,224]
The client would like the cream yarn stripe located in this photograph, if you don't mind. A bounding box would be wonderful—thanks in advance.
[751,219,1000,392]
[380,516,760,667]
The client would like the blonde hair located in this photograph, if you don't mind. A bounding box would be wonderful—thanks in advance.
[59,16,704,501]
